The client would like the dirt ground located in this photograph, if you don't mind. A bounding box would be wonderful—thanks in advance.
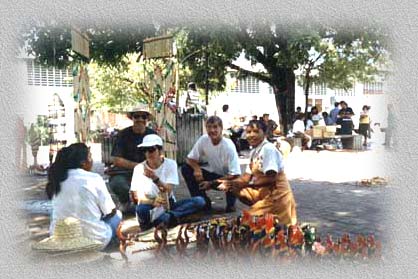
[21,142,392,263]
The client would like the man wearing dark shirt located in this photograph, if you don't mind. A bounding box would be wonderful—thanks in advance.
[336,101,354,133]
[262,113,278,140]
[109,104,156,211]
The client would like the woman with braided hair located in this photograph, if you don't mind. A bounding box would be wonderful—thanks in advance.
[46,143,121,249]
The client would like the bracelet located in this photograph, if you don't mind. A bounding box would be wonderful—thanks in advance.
[152,177,160,184]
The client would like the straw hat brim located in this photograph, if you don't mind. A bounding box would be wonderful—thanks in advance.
[32,235,103,252]
[45,251,105,265]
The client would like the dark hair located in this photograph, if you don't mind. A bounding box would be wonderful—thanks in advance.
[206,115,223,128]
[362,105,371,110]
[296,113,305,120]
[188,82,197,91]
[248,120,267,133]
[334,102,340,107]
[46,143,90,199]
[222,104,229,112]
[322,111,328,117]
[296,106,301,111]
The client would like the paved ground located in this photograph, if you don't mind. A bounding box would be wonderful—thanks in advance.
[22,141,392,259]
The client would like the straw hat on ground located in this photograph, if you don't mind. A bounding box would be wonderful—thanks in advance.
[32,217,102,252]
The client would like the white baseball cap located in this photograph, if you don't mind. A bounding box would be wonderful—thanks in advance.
[137,134,163,148]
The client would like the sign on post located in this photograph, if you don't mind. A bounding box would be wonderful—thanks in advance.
[71,28,90,59]
[143,35,174,59]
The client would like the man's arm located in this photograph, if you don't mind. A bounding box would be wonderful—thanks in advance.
[185,158,204,182]
[113,156,139,170]
[217,173,252,192]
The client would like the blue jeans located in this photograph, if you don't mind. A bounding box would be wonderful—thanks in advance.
[136,196,206,228]
[181,163,236,209]
[103,210,122,240]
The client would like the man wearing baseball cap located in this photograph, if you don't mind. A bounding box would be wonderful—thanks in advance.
[109,104,156,213]
[130,134,206,230]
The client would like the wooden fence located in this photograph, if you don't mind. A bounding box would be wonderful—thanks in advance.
[175,113,204,165]
[100,113,204,167]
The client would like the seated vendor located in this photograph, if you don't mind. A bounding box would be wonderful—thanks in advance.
[130,134,206,230]
[109,104,156,213]
[292,113,312,150]
[218,120,297,226]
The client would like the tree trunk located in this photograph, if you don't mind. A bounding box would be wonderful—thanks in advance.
[204,47,209,105]
[304,70,311,124]
[272,68,295,135]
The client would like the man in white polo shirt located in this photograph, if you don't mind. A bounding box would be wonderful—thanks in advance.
[181,116,241,212]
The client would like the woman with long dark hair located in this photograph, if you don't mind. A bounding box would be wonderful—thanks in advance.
[46,143,121,249]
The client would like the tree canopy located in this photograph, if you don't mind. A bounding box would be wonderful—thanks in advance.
[22,22,390,132]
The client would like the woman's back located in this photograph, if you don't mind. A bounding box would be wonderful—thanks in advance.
[51,168,114,247]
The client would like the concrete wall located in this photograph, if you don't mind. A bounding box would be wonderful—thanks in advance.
[18,59,76,144]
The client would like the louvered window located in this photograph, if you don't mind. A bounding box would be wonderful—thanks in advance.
[334,85,356,96]
[363,82,383,95]
[26,60,73,87]
[308,83,327,96]
[231,75,260,94]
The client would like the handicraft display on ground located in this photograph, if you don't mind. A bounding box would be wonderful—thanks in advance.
[117,211,382,262]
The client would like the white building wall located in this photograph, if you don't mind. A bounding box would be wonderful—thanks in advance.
[209,78,388,129]
[208,81,280,124]
[19,59,76,144]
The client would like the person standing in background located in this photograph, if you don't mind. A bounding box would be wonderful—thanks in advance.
[359,105,371,146]
[329,102,340,124]
[336,101,354,135]
[218,104,233,136]
[322,111,333,126]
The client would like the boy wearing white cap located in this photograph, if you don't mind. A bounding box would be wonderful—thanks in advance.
[130,134,206,230]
